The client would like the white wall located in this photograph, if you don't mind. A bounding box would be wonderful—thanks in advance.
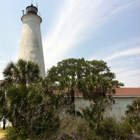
[105,97,137,120]
[75,97,91,112]
[74,96,138,120]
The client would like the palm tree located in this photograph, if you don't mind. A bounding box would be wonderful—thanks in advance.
[0,59,41,133]
[0,59,63,139]
[2,59,41,86]
[126,98,140,117]
[126,98,140,136]
[0,89,6,118]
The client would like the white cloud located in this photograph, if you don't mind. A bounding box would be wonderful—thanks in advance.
[89,38,140,87]
[90,37,140,60]
[112,0,140,14]
[43,0,119,69]
[104,46,140,61]
[116,69,140,87]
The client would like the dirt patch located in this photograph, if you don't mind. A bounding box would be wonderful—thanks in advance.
[0,130,6,139]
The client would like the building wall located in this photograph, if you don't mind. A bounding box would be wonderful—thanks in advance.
[105,97,138,120]
[75,97,91,112]
[74,96,138,120]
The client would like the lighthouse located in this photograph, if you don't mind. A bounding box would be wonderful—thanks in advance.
[18,4,45,77]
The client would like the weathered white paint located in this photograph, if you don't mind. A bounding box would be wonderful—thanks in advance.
[19,13,45,77]
[105,97,138,120]
[75,97,91,111]
[75,96,139,120]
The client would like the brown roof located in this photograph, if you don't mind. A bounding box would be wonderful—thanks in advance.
[114,88,140,97]
[53,88,140,97]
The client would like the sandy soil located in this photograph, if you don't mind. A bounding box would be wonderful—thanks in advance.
[0,131,6,139]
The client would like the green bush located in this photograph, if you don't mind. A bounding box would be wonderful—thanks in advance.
[96,118,132,140]
[117,121,132,139]
[5,126,29,140]
[137,123,140,134]
[96,118,118,139]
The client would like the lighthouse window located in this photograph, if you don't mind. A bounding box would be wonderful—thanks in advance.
[26,7,37,14]
[26,7,32,12]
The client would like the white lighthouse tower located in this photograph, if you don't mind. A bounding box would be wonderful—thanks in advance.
[18,4,45,77]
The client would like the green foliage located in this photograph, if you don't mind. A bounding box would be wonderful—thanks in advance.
[126,98,140,118]
[0,89,6,118]
[126,98,140,135]
[1,58,132,140]
[53,109,133,140]
[5,127,29,140]
[96,118,132,140]
[137,123,140,134]
[1,59,64,139]
[3,84,60,139]
[117,121,132,139]
[97,118,116,139]
[47,58,123,102]
[2,59,41,87]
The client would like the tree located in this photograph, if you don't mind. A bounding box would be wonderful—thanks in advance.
[0,89,6,118]
[0,59,41,119]
[1,59,66,139]
[46,58,123,104]
[2,59,41,87]
[4,84,60,139]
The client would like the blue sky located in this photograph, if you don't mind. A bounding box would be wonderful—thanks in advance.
[0,0,140,87]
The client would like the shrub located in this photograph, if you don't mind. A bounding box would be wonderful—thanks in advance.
[96,118,132,140]
[5,127,28,140]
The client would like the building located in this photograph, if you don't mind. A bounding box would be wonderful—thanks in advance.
[74,87,140,120]
[106,88,140,119]
[18,4,45,77]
